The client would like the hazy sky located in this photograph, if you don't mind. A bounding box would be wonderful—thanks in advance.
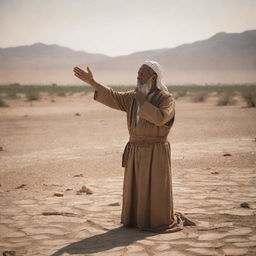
[0,0,255,56]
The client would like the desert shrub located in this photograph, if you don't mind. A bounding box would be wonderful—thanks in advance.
[0,96,9,107]
[26,92,40,101]
[217,92,236,106]
[6,91,20,99]
[57,91,66,97]
[173,90,187,99]
[190,91,209,102]
[240,90,256,107]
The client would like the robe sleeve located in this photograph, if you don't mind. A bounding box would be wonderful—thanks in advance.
[138,93,175,127]
[93,85,133,112]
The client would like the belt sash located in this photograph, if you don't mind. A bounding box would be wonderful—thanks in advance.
[121,135,168,167]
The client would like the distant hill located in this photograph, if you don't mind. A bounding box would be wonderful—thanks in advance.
[0,42,112,69]
[0,30,255,85]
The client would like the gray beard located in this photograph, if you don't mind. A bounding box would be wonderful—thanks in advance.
[137,76,153,95]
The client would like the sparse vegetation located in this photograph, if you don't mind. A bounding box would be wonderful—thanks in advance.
[190,91,209,102]
[240,90,256,107]
[0,84,255,107]
[0,96,9,107]
[57,91,66,97]
[26,92,41,101]
[217,92,236,106]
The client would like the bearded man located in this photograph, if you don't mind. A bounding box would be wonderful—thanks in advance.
[73,60,195,232]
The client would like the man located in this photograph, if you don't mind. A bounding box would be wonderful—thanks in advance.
[73,60,196,233]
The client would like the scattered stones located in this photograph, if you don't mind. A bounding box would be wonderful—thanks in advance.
[223,153,232,156]
[240,202,250,208]
[211,171,219,174]
[108,202,120,206]
[73,173,83,177]
[1,168,256,256]
[65,188,72,191]
[75,112,80,116]
[76,185,93,195]
[53,192,64,197]
[0,146,3,151]
[15,184,27,189]
[3,251,16,256]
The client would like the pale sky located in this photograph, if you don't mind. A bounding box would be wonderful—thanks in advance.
[0,0,255,57]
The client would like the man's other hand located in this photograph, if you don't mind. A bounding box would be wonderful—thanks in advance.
[73,66,94,85]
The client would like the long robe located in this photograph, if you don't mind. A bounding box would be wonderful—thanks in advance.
[93,85,196,232]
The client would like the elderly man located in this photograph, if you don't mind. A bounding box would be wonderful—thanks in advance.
[73,60,195,232]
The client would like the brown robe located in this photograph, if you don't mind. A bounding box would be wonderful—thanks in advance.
[93,85,196,232]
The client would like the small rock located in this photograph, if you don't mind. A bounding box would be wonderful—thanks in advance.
[54,192,64,197]
[77,185,93,195]
[42,211,78,217]
[73,173,83,177]
[240,202,250,208]
[3,251,16,256]
[65,188,72,191]
[75,113,80,116]
[0,146,3,151]
[108,202,120,206]
[23,114,28,117]
[51,99,56,102]
[15,184,27,189]
[223,153,232,156]
[211,171,219,174]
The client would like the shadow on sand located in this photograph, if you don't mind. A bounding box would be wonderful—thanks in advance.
[50,226,158,255]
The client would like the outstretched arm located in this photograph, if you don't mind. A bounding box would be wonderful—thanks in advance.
[73,66,106,91]
[73,66,132,112]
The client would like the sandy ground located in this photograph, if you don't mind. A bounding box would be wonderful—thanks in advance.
[0,91,256,255]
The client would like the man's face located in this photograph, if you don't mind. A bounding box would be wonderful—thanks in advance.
[137,65,154,85]
[137,65,155,95]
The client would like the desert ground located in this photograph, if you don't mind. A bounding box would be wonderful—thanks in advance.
[0,89,256,256]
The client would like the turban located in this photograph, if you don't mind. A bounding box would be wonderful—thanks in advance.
[143,60,168,91]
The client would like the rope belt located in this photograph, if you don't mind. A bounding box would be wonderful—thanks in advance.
[122,135,168,167]
[129,135,168,144]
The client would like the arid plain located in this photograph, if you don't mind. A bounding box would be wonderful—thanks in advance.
[0,88,255,256]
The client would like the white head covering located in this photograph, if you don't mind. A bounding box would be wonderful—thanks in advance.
[142,60,168,91]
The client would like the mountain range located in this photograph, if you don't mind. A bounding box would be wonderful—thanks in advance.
[0,29,255,85]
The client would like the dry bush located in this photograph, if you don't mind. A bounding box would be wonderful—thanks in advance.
[190,91,209,102]
[217,92,236,106]
[241,90,256,107]
[0,96,9,107]
[26,92,41,101]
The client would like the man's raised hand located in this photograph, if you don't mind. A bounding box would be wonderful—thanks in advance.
[73,66,94,85]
